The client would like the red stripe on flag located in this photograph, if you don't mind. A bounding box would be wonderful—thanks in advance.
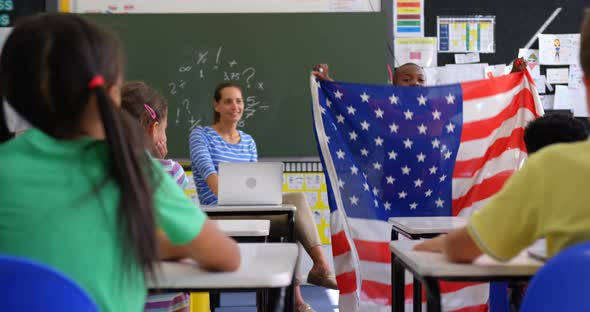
[397,2,420,7]
[336,271,357,294]
[461,72,524,101]
[453,304,489,312]
[452,170,514,215]
[354,239,391,263]
[454,128,526,177]
[360,280,391,305]
[397,14,421,19]
[331,231,351,257]
[404,281,485,301]
[460,90,536,141]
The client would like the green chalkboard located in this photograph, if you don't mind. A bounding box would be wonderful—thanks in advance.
[87,13,388,158]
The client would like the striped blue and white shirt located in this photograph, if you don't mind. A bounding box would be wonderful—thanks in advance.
[189,126,257,205]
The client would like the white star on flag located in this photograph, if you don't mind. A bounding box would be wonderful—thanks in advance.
[360,120,370,131]
[350,195,359,205]
[446,122,455,133]
[384,201,392,210]
[417,123,428,134]
[372,187,379,196]
[374,136,384,146]
[388,150,398,160]
[398,191,407,199]
[389,122,399,133]
[403,138,413,149]
[439,175,447,182]
[338,178,345,188]
[409,202,418,209]
[374,108,384,118]
[350,165,359,175]
[326,99,331,107]
[435,198,445,208]
[360,92,370,103]
[431,138,441,149]
[432,109,441,120]
[386,176,395,184]
[349,131,358,141]
[403,109,413,120]
[334,90,343,99]
[414,179,423,187]
[346,106,356,115]
[444,151,452,159]
[401,165,411,175]
[373,162,382,170]
[446,93,455,104]
[429,166,438,175]
[360,148,369,156]
[417,94,427,106]
[336,114,345,123]
[389,94,399,105]
[363,182,370,191]
[416,153,426,162]
[336,149,345,159]
[425,189,433,197]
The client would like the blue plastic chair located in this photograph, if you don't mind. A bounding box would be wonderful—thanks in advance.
[520,241,590,312]
[0,255,99,312]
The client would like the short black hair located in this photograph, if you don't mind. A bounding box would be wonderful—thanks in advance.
[524,114,588,154]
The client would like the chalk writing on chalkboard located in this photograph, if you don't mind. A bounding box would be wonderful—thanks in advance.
[166,45,269,132]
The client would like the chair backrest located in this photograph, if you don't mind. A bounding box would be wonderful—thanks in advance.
[520,241,590,312]
[0,255,99,312]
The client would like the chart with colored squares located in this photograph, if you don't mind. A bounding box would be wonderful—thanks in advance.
[393,0,424,38]
[437,16,495,53]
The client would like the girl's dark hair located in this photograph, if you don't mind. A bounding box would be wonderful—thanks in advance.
[0,13,158,275]
[121,81,168,130]
[213,82,242,123]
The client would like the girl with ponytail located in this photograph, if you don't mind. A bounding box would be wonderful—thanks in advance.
[0,13,239,312]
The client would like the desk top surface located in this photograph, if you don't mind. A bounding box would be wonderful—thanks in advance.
[149,243,298,289]
[199,203,296,212]
[390,240,543,278]
[388,217,467,234]
[214,219,271,237]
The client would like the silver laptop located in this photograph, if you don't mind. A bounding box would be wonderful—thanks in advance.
[217,162,283,206]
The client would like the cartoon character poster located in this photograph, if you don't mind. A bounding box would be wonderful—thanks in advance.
[538,34,580,65]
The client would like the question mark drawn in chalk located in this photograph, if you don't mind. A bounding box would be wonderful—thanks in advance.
[242,67,256,88]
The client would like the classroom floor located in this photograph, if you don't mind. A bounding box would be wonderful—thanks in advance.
[215,286,340,312]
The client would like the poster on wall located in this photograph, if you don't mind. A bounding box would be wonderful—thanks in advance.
[518,48,541,79]
[538,34,580,65]
[437,16,495,53]
[393,37,437,67]
[393,0,424,38]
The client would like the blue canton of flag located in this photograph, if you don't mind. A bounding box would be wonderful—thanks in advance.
[315,79,463,219]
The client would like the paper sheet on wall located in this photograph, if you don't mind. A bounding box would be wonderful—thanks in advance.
[329,0,363,12]
[485,64,506,78]
[394,37,437,67]
[393,0,424,38]
[546,68,570,84]
[534,75,547,94]
[455,53,480,64]
[569,64,584,89]
[518,48,541,79]
[437,16,495,53]
[540,95,554,110]
[538,34,580,65]
[423,64,487,86]
[554,85,588,117]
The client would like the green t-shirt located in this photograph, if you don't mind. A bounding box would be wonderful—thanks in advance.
[0,128,207,312]
[468,139,590,260]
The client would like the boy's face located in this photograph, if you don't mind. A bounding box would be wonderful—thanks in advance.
[394,65,426,86]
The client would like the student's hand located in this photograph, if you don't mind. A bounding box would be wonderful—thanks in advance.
[510,57,528,73]
[312,63,334,81]
[413,235,445,253]
[154,141,168,159]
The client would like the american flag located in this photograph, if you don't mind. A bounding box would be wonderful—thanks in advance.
[310,72,543,311]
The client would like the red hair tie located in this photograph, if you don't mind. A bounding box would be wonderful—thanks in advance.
[88,76,105,89]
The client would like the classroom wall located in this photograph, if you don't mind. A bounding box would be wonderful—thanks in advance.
[62,0,381,13]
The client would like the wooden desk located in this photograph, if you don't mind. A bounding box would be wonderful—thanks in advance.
[390,240,543,312]
[201,204,296,242]
[149,243,298,312]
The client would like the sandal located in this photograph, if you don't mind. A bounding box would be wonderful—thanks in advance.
[307,269,338,290]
